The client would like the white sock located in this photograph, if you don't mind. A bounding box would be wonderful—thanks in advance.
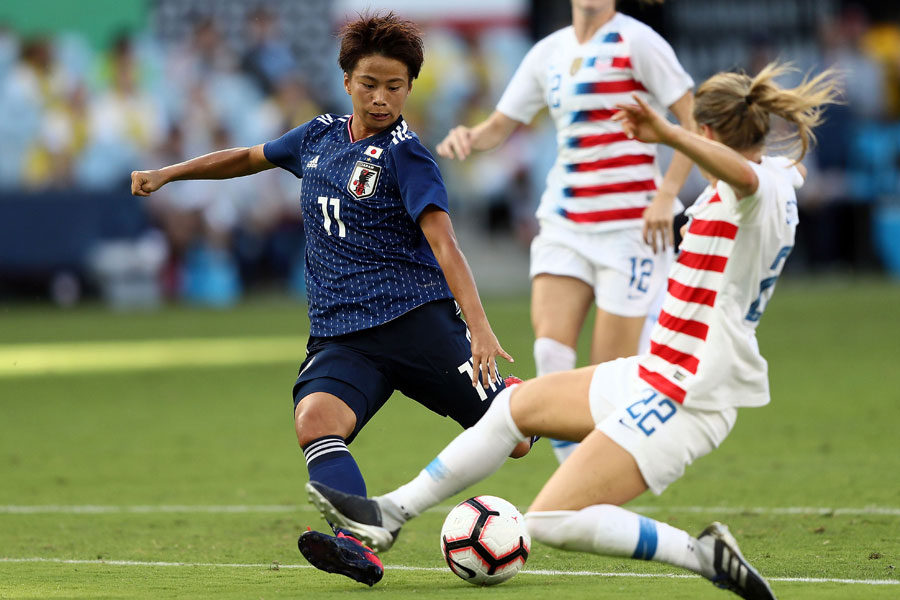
[533,337,576,377]
[550,439,579,462]
[376,388,525,531]
[534,337,579,463]
[525,505,712,577]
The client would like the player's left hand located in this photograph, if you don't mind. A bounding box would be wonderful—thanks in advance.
[642,193,675,253]
[469,326,514,389]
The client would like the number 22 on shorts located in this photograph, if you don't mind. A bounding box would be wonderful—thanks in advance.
[621,388,677,436]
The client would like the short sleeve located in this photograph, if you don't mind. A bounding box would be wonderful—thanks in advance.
[767,156,805,189]
[385,140,450,222]
[715,161,775,224]
[718,157,807,225]
[496,41,548,125]
[630,26,693,110]
[263,121,311,179]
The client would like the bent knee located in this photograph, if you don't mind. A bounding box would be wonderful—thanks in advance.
[294,393,356,446]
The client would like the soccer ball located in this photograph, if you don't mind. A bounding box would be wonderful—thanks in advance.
[439,495,530,586]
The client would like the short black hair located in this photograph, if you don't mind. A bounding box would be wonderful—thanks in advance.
[338,12,424,82]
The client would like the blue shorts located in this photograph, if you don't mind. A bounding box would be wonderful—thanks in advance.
[293,299,506,444]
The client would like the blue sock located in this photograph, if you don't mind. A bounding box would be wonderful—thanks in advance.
[302,435,367,498]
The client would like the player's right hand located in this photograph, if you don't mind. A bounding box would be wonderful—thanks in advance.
[436,125,475,161]
[131,170,166,196]
[468,325,514,389]
[612,94,674,144]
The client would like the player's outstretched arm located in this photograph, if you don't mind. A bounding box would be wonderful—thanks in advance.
[435,111,519,161]
[418,207,513,388]
[130,144,275,196]
[614,95,758,198]
[642,91,696,252]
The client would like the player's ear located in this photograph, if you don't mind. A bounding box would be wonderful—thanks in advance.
[343,72,351,95]
[407,79,413,96]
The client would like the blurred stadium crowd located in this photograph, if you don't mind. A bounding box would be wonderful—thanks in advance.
[0,0,898,306]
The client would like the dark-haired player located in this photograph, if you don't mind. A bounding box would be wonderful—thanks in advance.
[131,12,529,586]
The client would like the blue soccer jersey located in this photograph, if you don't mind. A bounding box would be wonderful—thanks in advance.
[263,114,454,337]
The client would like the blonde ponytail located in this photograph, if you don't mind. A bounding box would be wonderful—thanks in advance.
[693,62,842,161]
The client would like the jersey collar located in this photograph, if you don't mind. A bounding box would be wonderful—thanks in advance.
[344,115,405,144]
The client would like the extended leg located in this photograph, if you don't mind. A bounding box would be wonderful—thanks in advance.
[524,430,775,600]
[307,368,598,551]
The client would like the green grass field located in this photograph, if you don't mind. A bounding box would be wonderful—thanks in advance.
[1,278,898,599]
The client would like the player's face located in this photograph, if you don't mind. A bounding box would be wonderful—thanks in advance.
[344,55,412,139]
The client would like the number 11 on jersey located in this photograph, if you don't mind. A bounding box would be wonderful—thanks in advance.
[318,196,346,237]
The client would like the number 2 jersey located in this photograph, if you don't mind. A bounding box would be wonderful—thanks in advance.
[638,157,803,410]
[263,114,453,337]
[496,13,693,232]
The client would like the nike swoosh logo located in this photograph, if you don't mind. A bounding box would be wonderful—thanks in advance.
[299,355,316,377]
[618,418,637,431]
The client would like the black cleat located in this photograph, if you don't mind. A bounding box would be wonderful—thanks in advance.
[698,522,776,600]
[306,481,398,552]
[298,529,384,586]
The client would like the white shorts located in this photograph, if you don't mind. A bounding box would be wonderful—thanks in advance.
[530,221,672,317]
[587,356,737,495]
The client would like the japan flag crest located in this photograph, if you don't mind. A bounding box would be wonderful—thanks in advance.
[348,161,382,199]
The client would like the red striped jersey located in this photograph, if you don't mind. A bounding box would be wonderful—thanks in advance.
[638,157,804,409]
[496,13,693,231]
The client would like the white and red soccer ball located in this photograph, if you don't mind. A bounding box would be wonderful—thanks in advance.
[440,495,531,586]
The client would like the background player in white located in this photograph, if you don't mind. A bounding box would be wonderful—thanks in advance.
[437,0,696,463]
[309,62,841,599]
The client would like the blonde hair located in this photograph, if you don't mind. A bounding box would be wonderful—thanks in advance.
[693,62,842,161]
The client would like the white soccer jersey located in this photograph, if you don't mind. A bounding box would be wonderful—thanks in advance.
[496,13,693,232]
[637,157,803,410]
